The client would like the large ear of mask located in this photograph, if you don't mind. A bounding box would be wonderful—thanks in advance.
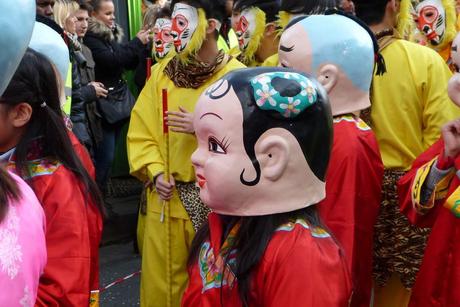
[411,0,456,50]
[193,67,333,216]
[448,34,460,106]
[279,15,374,116]
[29,22,69,83]
[0,0,35,96]
[170,2,208,63]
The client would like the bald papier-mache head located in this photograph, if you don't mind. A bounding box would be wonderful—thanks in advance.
[279,14,375,116]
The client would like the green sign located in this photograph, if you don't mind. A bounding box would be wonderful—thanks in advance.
[127,0,143,39]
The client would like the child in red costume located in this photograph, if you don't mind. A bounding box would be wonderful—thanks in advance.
[182,67,351,306]
[0,49,104,307]
[398,34,460,307]
[278,12,385,306]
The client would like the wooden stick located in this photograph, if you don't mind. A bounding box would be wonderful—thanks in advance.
[161,88,172,307]
[146,57,152,81]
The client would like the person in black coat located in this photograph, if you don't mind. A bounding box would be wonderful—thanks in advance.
[84,0,150,193]
[72,2,108,155]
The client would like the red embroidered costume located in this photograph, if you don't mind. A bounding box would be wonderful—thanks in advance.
[182,213,352,307]
[5,134,103,306]
[399,139,460,307]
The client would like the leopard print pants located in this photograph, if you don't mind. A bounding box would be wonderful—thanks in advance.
[140,182,210,232]
[373,169,431,289]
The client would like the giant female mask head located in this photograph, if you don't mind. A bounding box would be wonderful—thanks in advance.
[0,0,35,95]
[191,67,333,216]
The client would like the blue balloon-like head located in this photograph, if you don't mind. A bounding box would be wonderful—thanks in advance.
[279,14,375,115]
[0,0,36,96]
[29,22,69,83]
[280,14,374,93]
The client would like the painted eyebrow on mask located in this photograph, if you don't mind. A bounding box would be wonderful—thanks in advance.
[200,112,223,120]
[280,44,295,52]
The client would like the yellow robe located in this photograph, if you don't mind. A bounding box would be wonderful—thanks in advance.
[127,57,245,307]
[371,39,459,307]
[372,39,459,171]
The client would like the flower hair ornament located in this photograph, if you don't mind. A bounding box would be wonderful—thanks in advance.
[251,71,317,118]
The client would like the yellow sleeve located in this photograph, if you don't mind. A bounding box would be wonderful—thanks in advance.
[127,65,164,182]
[228,29,239,49]
[422,53,456,148]
[261,53,279,67]
[412,158,455,214]
[218,35,230,53]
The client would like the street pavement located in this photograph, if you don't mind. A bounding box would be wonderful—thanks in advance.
[100,242,141,306]
[99,183,142,306]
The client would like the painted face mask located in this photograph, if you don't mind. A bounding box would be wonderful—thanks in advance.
[413,0,446,45]
[236,9,257,51]
[235,7,266,64]
[170,3,199,53]
[153,18,173,59]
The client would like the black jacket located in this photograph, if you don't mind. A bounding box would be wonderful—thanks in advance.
[83,18,143,88]
[70,45,98,147]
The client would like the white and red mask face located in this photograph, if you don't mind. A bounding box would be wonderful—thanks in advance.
[413,0,446,45]
[170,3,199,53]
[448,34,460,106]
[153,18,173,59]
[235,8,257,51]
